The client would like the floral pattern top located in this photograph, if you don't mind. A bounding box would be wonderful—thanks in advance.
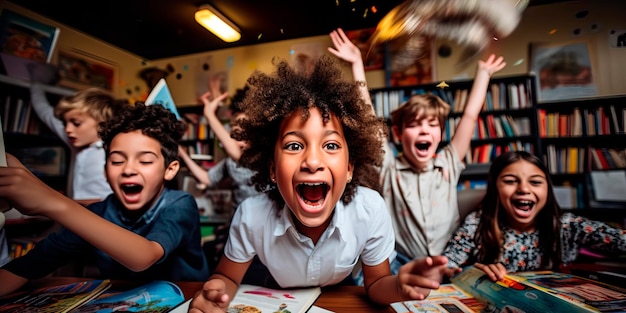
[443,211,626,272]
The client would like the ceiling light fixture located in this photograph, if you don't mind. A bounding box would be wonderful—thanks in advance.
[195,4,241,42]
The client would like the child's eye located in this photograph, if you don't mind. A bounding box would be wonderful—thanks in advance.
[284,142,303,151]
[502,179,517,185]
[324,142,340,151]
[140,160,154,165]
[110,161,124,166]
[530,180,544,186]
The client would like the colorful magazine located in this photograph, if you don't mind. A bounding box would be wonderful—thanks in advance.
[145,78,181,120]
[72,280,184,313]
[0,279,112,312]
[391,266,626,313]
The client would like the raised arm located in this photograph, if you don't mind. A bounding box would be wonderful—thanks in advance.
[328,28,371,108]
[450,54,506,160]
[178,146,212,186]
[202,83,243,161]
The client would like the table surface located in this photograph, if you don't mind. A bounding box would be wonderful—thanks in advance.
[23,277,390,312]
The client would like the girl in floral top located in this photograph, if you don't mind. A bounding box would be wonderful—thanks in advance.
[443,151,626,281]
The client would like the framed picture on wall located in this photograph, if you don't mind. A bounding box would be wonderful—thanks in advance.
[529,40,597,102]
[56,50,118,92]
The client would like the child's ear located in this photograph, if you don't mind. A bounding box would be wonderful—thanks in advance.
[269,161,276,183]
[391,125,402,143]
[347,162,354,182]
[164,160,180,181]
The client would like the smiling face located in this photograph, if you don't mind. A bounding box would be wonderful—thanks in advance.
[496,159,548,232]
[105,130,179,213]
[270,107,353,237]
[62,109,100,148]
[393,110,442,170]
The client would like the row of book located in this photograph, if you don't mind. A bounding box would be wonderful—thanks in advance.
[371,81,533,118]
[538,105,625,138]
[544,145,626,173]
[466,141,534,165]
[1,95,46,135]
[445,114,531,141]
[181,113,214,141]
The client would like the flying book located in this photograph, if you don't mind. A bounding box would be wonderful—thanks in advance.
[145,78,181,120]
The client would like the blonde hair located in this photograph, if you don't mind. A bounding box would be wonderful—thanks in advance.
[54,88,122,123]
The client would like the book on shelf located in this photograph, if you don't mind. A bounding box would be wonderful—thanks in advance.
[390,266,626,313]
[0,279,186,313]
[171,284,322,313]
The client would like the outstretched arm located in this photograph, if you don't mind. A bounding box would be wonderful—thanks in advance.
[361,256,448,305]
[0,155,166,275]
[178,146,212,186]
[328,28,371,107]
[450,54,506,160]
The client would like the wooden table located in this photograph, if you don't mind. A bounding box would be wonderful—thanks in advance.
[23,277,390,312]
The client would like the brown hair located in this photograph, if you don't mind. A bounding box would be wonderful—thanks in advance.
[390,93,450,133]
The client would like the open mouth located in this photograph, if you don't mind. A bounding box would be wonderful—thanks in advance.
[415,141,431,152]
[297,183,329,207]
[512,199,535,211]
[121,183,143,195]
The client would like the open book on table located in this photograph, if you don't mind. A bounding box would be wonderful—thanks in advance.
[391,265,626,313]
[0,279,185,312]
[170,283,323,313]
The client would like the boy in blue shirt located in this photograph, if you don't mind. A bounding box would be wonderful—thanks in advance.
[0,103,209,296]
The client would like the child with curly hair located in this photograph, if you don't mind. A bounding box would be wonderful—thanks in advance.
[0,103,209,296]
[442,151,626,281]
[189,55,452,311]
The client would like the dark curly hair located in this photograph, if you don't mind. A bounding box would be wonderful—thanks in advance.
[99,102,186,166]
[234,55,386,208]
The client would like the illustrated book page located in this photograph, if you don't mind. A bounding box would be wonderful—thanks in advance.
[0,279,111,312]
[450,266,626,313]
[170,284,323,313]
[72,280,185,313]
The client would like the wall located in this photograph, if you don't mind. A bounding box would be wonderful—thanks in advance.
[4,0,626,106]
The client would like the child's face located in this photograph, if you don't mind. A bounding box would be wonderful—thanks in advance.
[496,159,548,232]
[62,109,100,148]
[393,112,441,169]
[105,130,179,212]
[271,107,353,231]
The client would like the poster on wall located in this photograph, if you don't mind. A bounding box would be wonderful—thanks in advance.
[195,55,229,105]
[530,41,597,102]
[0,9,59,63]
[57,50,117,92]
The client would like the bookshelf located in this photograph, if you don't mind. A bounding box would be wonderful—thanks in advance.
[370,74,626,227]
[0,73,75,261]
[177,105,217,168]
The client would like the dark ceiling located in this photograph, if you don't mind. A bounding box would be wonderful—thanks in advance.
[13,0,566,61]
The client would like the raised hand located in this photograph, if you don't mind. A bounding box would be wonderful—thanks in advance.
[200,91,229,121]
[477,54,506,77]
[328,28,362,66]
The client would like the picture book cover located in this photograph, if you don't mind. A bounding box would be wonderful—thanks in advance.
[0,279,111,313]
[170,284,322,313]
[145,78,181,120]
[72,280,185,313]
[0,9,60,63]
[391,266,626,313]
[451,266,626,313]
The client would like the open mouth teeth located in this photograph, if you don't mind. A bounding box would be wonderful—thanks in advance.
[121,184,143,194]
[297,183,329,206]
[415,142,431,151]
[512,200,534,210]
